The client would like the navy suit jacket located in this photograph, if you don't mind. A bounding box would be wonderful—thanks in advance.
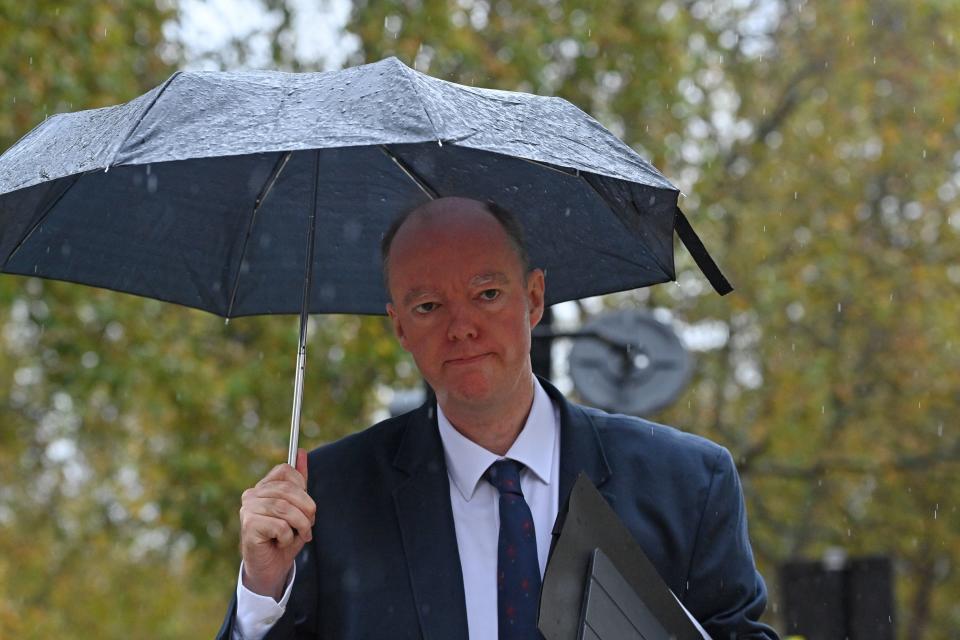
[217,380,777,639]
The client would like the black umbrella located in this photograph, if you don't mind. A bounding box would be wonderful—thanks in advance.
[0,57,730,464]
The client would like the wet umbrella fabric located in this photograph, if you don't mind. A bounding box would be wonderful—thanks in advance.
[0,57,730,462]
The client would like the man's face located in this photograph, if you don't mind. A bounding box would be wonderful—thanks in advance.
[385,199,545,416]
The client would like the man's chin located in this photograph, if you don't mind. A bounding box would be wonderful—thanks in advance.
[437,377,497,408]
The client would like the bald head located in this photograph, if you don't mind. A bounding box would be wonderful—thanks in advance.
[381,197,531,298]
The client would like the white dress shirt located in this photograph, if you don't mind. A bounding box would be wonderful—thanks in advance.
[234,378,560,640]
[438,378,561,639]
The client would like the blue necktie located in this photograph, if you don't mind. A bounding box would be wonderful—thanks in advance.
[485,459,543,639]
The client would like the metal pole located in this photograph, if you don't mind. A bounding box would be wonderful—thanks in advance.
[287,149,320,467]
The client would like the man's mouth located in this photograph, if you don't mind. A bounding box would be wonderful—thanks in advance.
[446,353,491,366]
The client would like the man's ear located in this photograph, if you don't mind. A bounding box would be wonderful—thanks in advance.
[386,303,409,350]
[526,268,546,328]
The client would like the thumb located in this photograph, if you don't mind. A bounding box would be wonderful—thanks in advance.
[296,447,308,484]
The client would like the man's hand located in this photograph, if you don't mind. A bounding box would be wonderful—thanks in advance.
[239,448,316,600]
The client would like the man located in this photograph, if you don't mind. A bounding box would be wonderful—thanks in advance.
[217,197,777,639]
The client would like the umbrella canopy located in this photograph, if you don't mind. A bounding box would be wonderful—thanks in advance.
[0,56,729,319]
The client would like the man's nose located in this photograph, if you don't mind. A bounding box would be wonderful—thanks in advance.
[446,304,479,341]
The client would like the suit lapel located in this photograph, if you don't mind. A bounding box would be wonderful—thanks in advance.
[392,402,469,640]
[540,378,612,503]
[539,378,615,548]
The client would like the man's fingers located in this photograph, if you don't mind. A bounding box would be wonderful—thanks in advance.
[241,456,313,558]
[242,511,311,545]
[243,484,316,520]
[264,516,297,548]
[255,462,306,490]
[242,498,313,539]
[241,496,314,539]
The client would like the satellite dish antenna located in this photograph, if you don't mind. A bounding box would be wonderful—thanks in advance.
[568,309,692,416]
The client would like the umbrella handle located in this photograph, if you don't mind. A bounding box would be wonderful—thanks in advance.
[288,324,308,467]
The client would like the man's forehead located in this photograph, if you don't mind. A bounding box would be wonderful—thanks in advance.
[388,205,514,261]
[384,198,526,302]
[470,272,510,286]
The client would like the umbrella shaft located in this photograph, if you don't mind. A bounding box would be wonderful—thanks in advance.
[288,149,320,467]
[288,334,307,466]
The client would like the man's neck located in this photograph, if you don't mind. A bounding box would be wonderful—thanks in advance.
[439,374,536,456]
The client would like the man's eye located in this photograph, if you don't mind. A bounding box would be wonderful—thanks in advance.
[479,289,501,301]
[414,302,437,314]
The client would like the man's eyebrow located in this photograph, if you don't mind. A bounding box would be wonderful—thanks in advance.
[401,287,439,306]
[469,272,510,287]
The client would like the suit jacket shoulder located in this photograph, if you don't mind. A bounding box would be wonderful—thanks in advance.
[564,400,776,639]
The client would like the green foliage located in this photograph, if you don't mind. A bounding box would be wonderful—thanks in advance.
[0,2,412,637]
[2,0,959,637]
[347,0,959,634]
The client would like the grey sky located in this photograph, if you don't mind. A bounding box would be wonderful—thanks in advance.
[169,0,356,70]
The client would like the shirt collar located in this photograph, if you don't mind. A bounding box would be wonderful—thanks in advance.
[437,378,557,502]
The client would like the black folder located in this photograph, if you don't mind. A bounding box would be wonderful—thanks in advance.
[538,474,706,640]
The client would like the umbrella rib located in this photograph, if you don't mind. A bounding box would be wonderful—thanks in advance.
[396,62,443,142]
[2,173,81,270]
[519,157,581,177]
[225,151,293,318]
[380,145,439,199]
[107,71,182,169]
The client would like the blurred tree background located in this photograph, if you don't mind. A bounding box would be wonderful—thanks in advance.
[1,0,957,637]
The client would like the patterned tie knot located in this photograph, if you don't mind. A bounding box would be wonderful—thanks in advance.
[485,459,525,497]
